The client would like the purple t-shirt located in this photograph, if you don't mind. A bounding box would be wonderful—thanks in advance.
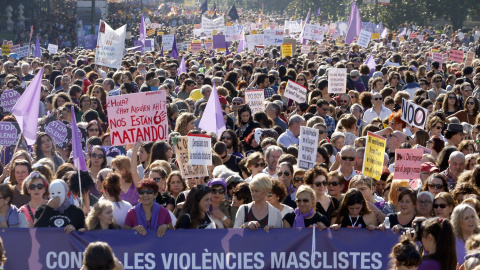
[120,183,139,206]
[418,259,442,270]
[124,206,172,228]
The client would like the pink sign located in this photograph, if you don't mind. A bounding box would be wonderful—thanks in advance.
[449,49,464,63]
[106,91,168,146]
[409,32,417,39]
[190,43,202,52]
[432,52,443,69]
[393,149,423,179]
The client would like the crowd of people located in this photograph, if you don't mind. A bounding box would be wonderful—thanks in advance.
[2,3,480,269]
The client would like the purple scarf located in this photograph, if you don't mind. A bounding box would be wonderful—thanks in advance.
[135,202,161,230]
[292,207,314,228]
[6,205,20,226]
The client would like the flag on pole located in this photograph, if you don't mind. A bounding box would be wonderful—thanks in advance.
[237,39,246,53]
[200,0,208,14]
[314,7,321,17]
[11,68,44,145]
[228,5,239,21]
[400,28,406,36]
[71,106,88,171]
[261,2,264,9]
[280,8,284,16]
[170,36,179,59]
[35,34,41,58]
[177,56,187,75]
[381,27,389,38]
[300,9,311,45]
[140,15,146,52]
[198,84,226,137]
[30,26,33,39]
[364,53,376,76]
[346,2,362,44]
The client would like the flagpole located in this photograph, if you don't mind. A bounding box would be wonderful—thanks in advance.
[12,132,23,154]
[78,167,83,207]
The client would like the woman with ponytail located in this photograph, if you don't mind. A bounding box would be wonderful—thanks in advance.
[388,237,421,270]
[417,217,457,270]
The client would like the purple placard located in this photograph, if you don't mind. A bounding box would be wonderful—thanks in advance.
[44,119,70,149]
[0,122,20,146]
[212,35,226,49]
[0,89,21,113]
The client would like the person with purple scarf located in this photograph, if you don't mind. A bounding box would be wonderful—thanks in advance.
[124,179,172,237]
[0,184,28,228]
[282,185,329,229]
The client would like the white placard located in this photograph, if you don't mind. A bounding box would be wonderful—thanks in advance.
[328,68,347,93]
[225,25,244,42]
[263,30,284,46]
[431,52,443,69]
[303,24,325,42]
[47,44,58,54]
[301,45,311,55]
[284,80,307,103]
[95,20,126,69]
[246,34,264,51]
[357,29,372,48]
[187,134,212,166]
[401,98,429,129]
[201,16,225,34]
[284,20,303,33]
[245,89,265,114]
[162,34,175,51]
[297,126,319,170]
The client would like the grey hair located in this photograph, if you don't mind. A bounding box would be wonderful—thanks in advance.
[288,115,305,126]
[351,103,363,111]
[331,132,346,143]
[201,84,212,95]
[417,191,434,202]
[265,145,283,158]
[339,145,356,156]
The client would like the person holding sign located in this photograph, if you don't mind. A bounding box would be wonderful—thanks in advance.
[236,105,261,140]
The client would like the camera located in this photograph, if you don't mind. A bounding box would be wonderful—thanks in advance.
[413,220,424,242]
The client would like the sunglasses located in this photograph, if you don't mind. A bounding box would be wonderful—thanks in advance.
[314,181,328,187]
[428,183,444,189]
[467,101,475,105]
[340,100,348,103]
[465,89,473,92]
[435,125,443,129]
[138,189,155,195]
[433,203,447,209]
[374,97,383,101]
[221,136,232,140]
[342,156,355,161]
[153,177,165,183]
[211,188,225,195]
[277,171,290,177]
[91,153,104,159]
[253,162,266,168]
[88,128,100,132]
[267,192,274,197]
[233,102,241,105]
[328,181,339,186]
[434,80,442,83]
[29,184,45,190]
[294,177,304,183]
[295,198,310,204]
[448,96,456,99]
[318,130,325,134]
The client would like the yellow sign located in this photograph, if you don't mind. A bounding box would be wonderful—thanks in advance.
[251,30,257,34]
[158,32,164,36]
[362,132,386,180]
[1,45,11,55]
[399,36,405,41]
[184,0,195,6]
[212,30,218,35]
[192,40,201,43]
[226,22,232,26]
[432,48,439,53]
[147,29,156,36]
[372,33,380,39]
[282,44,292,57]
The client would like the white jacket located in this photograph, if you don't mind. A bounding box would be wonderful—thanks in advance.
[234,202,283,229]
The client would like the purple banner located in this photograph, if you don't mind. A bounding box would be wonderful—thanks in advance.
[0,122,20,146]
[0,88,22,113]
[77,34,97,50]
[0,228,399,270]
[213,35,226,49]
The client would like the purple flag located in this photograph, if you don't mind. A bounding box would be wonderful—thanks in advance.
[177,56,187,75]
[170,36,178,59]
[364,53,376,76]
[346,2,362,44]
[11,68,44,145]
[198,84,226,137]
[300,9,311,45]
[140,15,146,52]
[71,106,88,171]
[35,34,41,58]
[381,27,389,38]
[237,40,246,53]
[314,7,321,17]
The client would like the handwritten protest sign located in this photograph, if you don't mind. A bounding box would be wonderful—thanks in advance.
[282,38,297,53]
[284,80,307,103]
[201,16,225,34]
[282,44,292,57]
[263,30,284,46]
[465,51,475,66]
[190,43,202,52]
[17,46,30,58]
[303,24,325,42]
[357,29,372,48]
[95,20,126,69]
[409,32,417,39]
[297,126,319,170]
[394,149,423,179]
[401,98,429,129]
[301,45,311,55]
[284,20,303,33]
[431,52,443,69]
[254,45,265,56]
[328,68,347,93]
[162,35,175,51]
[106,91,167,146]
[246,35,264,50]
[362,132,386,180]
[42,117,71,150]
[318,45,326,53]
[1,45,11,55]
[371,33,380,39]
[188,134,212,166]
[173,136,209,178]
[449,49,464,63]
[0,88,22,113]
[245,89,265,114]
[0,122,20,146]
[47,44,58,54]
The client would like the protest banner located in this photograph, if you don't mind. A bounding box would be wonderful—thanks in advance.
[0,88,22,113]
[246,34,264,51]
[327,68,347,93]
[357,29,372,48]
[284,20,303,33]
[201,16,225,34]
[394,149,423,179]
[225,25,245,42]
[190,43,202,52]
[362,132,386,180]
[212,35,226,49]
[0,122,20,146]
[204,39,213,50]
[282,38,297,53]
[47,44,58,54]
[415,144,432,154]
[187,134,212,166]
[16,45,30,58]
[1,45,11,55]
[371,33,380,39]
[302,24,325,42]
[284,80,307,103]
[95,20,126,69]
[465,51,475,66]
[281,44,292,57]
[401,98,429,129]
[173,136,209,178]
[254,45,265,56]
[318,44,326,53]
[245,89,265,114]
[1,228,399,270]
[41,117,71,150]
[263,30,284,46]
[9,44,20,53]
[449,49,464,63]
[106,91,167,146]
[409,32,417,39]
[300,45,311,55]
[431,52,443,69]
[162,34,175,51]
[297,126,319,170]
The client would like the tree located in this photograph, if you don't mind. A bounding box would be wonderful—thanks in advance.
[424,0,480,30]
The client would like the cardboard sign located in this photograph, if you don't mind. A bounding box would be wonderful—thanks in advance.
[1,45,11,55]
[301,45,311,55]
[106,91,167,146]
[0,88,22,113]
[357,29,372,48]
[47,44,58,54]
[254,45,265,56]
[449,49,464,63]
[187,134,212,166]
[401,98,429,129]
[303,24,325,42]
[394,149,423,179]
[362,132,386,180]
[282,44,292,57]
[95,20,126,69]
[284,80,307,103]
[465,51,475,67]
[245,89,265,114]
[327,68,347,93]
[297,126,319,170]
[173,136,209,178]
[263,30,284,46]
[0,122,20,146]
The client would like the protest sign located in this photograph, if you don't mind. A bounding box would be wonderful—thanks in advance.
[0,88,22,113]
[449,49,464,63]
[9,45,20,53]
[0,122,20,146]
[204,39,213,50]
[246,34,264,51]
[225,25,245,42]
[465,51,475,66]
[318,44,326,53]
[409,32,417,39]
[371,33,380,39]
[416,144,432,154]
[190,43,202,52]
[1,45,11,55]
[47,44,58,54]
[187,134,212,166]
[282,38,297,53]
[284,20,303,33]
[357,29,372,48]
[245,89,265,114]
[431,52,443,69]
[162,34,175,51]
[300,45,311,55]
[284,80,307,103]
[362,132,386,180]
[297,126,319,170]
[254,45,265,56]
[328,68,347,93]
[282,44,292,57]
[106,91,167,146]
[212,35,226,49]
[95,20,126,69]
[303,24,325,42]
[394,149,423,179]
[17,46,30,58]
[263,30,283,46]
[42,117,71,150]
[173,136,209,178]
[401,98,429,129]
[442,52,448,64]
[201,16,225,34]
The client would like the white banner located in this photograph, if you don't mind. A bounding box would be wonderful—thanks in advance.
[162,34,175,51]
[246,34,264,50]
[225,25,245,42]
[284,20,303,33]
[263,30,284,46]
[303,24,325,42]
[47,44,58,54]
[245,89,265,114]
[187,134,212,166]
[284,80,307,103]
[401,98,429,129]
[357,29,372,48]
[328,68,347,93]
[301,45,311,55]
[95,20,126,69]
[297,126,319,170]
[201,16,225,34]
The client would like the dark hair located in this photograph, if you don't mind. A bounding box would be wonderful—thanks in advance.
[33,132,59,161]
[271,179,288,202]
[137,179,159,194]
[436,146,458,171]
[87,145,107,169]
[304,165,329,185]
[421,218,457,270]
[82,241,115,270]
[422,173,449,193]
[68,171,94,196]
[0,184,14,206]
[398,189,417,205]
[148,141,171,166]
[175,185,211,229]
[335,188,371,224]
[233,182,252,203]
[237,104,253,127]
[388,238,421,269]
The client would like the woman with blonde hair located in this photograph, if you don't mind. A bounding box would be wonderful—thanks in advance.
[174,113,196,136]
[85,200,121,230]
[387,180,410,212]
[110,155,141,206]
[451,204,480,265]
